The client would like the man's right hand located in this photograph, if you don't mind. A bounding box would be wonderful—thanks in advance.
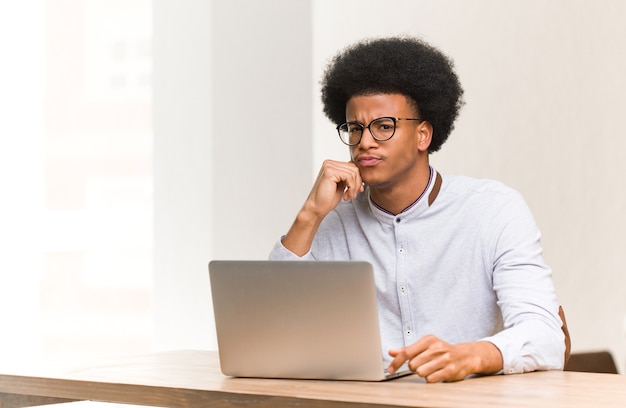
[305,160,364,218]
[281,160,363,256]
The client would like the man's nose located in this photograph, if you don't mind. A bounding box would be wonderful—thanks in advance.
[358,127,378,148]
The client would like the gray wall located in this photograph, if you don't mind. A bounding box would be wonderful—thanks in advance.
[154,0,626,373]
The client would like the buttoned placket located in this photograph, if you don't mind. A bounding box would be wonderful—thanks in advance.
[393,216,414,345]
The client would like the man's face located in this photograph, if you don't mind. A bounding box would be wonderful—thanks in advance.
[346,93,429,189]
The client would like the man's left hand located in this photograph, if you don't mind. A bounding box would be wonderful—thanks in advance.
[387,335,503,383]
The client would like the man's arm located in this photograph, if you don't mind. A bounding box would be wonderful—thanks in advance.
[386,188,563,383]
[281,160,363,256]
[387,336,503,383]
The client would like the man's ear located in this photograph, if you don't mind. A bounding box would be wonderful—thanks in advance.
[417,121,433,152]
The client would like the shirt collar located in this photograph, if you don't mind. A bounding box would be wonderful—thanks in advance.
[368,166,440,224]
[370,166,435,215]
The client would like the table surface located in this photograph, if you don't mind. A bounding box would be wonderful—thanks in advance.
[1,350,625,408]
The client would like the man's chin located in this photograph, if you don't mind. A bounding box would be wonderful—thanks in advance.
[361,177,390,190]
[358,167,391,189]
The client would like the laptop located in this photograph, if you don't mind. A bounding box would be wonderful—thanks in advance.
[208,260,411,381]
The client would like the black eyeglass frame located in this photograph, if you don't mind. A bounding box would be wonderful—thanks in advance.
[336,116,424,146]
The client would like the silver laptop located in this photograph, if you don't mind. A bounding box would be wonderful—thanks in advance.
[208,260,411,381]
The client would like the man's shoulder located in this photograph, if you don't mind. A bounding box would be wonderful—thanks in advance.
[442,173,519,197]
[439,173,527,214]
[438,174,533,228]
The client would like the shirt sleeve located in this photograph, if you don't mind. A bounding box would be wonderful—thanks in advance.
[480,191,565,373]
[268,236,315,260]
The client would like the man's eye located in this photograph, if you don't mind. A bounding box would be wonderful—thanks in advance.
[374,121,394,132]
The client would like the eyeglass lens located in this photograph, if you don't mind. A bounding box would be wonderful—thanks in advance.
[339,117,396,145]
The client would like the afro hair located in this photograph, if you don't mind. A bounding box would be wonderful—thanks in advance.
[321,36,464,153]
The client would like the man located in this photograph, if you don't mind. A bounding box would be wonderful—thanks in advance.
[269,36,565,382]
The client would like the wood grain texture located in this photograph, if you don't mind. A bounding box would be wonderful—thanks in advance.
[1,350,625,408]
[0,393,75,408]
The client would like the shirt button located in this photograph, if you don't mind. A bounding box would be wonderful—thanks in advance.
[396,218,401,223]
[398,247,404,254]
[406,330,412,336]
[399,285,406,293]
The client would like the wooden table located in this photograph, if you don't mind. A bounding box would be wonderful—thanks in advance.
[1,350,625,408]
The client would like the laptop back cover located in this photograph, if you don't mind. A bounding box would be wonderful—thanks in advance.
[209,260,389,381]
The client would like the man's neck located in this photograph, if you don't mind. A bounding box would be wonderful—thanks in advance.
[369,166,433,215]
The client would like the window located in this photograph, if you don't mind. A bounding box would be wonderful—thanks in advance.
[0,0,153,362]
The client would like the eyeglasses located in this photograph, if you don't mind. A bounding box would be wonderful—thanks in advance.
[336,117,423,146]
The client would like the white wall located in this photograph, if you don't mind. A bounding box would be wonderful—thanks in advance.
[153,0,312,350]
[153,0,214,351]
[154,0,626,373]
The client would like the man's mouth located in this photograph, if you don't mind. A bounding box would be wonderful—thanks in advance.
[357,155,382,167]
